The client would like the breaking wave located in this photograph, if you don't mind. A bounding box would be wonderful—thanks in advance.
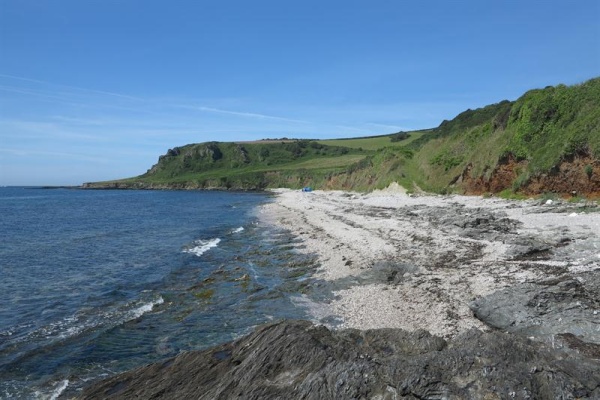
[48,379,69,400]
[128,297,164,320]
[8,296,166,345]
[183,238,221,257]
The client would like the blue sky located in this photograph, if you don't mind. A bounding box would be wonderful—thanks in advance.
[1,1,598,186]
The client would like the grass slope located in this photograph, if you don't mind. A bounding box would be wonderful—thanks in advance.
[403,77,600,193]
[316,129,430,151]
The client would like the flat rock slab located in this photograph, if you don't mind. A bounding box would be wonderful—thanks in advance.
[470,271,600,349]
[80,320,600,400]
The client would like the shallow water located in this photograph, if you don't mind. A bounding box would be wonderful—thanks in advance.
[0,188,318,398]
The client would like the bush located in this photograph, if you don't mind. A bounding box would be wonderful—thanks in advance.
[390,132,411,142]
[511,171,530,191]
[585,164,593,178]
[430,151,464,171]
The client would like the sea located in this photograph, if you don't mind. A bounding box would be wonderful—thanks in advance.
[0,187,320,399]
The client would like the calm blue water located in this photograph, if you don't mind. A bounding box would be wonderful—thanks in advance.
[0,188,317,399]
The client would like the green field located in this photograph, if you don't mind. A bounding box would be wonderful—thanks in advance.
[274,154,367,170]
[318,130,431,150]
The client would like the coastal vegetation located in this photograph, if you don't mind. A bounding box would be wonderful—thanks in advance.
[84,77,600,197]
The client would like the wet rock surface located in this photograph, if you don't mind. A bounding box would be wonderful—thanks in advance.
[80,320,600,400]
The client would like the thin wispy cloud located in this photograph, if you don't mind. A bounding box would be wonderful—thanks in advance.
[191,105,308,124]
[0,119,122,144]
[0,147,113,163]
[332,125,373,134]
[365,122,406,131]
[1,75,311,128]
[0,85,153,116]
[51,116,113,126]
[0,73,144,101]
[0,85,76,102]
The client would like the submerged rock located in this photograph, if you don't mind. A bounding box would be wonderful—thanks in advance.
[79,320,600,399]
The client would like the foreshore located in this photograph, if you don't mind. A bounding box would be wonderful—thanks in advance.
[260,188,600,343]
[79,187,600,399]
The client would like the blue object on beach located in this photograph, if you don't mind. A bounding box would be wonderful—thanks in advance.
[302,187,312,192]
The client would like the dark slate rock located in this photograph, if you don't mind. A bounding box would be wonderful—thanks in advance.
[79,320,600,400]
[471,271,600,346]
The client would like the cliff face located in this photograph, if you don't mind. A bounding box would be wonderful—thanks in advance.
[81,140,363,191]
[79,320,600,400]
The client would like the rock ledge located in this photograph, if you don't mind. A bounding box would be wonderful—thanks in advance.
[80,320,600,400]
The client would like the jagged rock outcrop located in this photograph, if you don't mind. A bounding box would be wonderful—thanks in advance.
[79,320,600,399]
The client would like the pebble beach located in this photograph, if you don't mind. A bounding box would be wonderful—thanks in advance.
[261,188,600,342]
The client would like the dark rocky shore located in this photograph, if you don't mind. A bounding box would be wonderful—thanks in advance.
[80,319,599,399]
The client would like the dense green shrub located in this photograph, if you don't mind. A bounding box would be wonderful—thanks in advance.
[390,132,411,142]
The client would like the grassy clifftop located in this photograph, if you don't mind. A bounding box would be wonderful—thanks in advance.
[84,77,600,196]
[86,140,371,190]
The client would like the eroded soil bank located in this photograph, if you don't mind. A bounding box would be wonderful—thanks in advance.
[460,152,600,198]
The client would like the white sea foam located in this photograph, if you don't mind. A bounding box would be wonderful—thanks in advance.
[232,227,244,234]
[50,296,165,340]
[184,238,221,257]
[59,325,85,340]
[49,379,69,400]
[128,297,164,320]
[246,261,259,280]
